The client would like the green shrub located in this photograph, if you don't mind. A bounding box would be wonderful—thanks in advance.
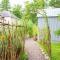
[54,29,60,36]
[19,52,28,60]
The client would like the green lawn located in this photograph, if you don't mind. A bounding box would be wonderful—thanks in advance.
[51,42,60,60]
[38,41,60,60]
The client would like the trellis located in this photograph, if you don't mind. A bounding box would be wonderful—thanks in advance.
[0,17,25,60]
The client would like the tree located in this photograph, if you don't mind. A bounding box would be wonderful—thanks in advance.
[23,0,45,37]
[24,1,38,24]
[12,5,22,19]
[24,0,45,24]
[49,0,60,8]
[0,0,10,11]
[23,1,51,53]
[32,0,51,56]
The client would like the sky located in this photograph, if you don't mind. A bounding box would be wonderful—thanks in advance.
[10,0,33,8]
[0,0,50,8]
[0,0,33,8]
[10,0,27,7]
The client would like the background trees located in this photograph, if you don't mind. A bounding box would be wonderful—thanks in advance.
[49,0,60,8]
[22,0,45,37]
[0,0,10,11]
[24,0,45,24]
[12,5,22,19]
[24,1,37,25]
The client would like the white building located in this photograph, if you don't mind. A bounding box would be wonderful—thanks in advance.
[0,11,20,25]
[37,8,60,41]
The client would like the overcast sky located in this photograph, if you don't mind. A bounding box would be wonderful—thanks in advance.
[10,0,33,8]
[10,0,28,7]
[0,0,33,8]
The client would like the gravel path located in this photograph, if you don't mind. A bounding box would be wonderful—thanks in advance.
[25,38,47,60]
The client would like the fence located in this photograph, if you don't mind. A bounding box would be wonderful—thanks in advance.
[0,17,25,60]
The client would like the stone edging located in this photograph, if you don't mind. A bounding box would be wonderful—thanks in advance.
[35,42,50,60]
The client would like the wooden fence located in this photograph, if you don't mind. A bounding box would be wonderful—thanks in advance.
[0,18,25,60]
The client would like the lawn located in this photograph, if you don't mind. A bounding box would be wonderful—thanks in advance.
[38,41,60,60]
[51,42,60,60]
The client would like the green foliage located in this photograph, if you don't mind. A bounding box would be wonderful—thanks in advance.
[38,41,49,56]
[57,14,60,21]
[0,25,26,59]
[33,0,45,9]
[24,0,45,25]
[54,29,60,36]
[23,0,49,38]
[38,27,51,56]
[26,20,39,37]
[43,28,49,40]
[32,24,38,36]
[0,0,10,11]
[39,27,49,41]
[51,42,60,60]
[24,1,37,24]
[27,20,33,37]
[49,0,60,8]
[19,52,28,60]
[12,5,22,19]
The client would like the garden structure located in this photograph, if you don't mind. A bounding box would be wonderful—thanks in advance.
[37,8,60,60]
[0,11,25,60]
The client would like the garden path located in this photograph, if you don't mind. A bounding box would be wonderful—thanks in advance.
[25,38,47,60]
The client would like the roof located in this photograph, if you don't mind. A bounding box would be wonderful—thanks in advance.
[37,8,60,17]
[0,11,20,19]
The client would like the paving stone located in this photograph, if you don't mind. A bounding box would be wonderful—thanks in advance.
[25,39,48,60]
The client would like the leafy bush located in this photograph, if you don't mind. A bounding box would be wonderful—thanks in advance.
[32,24,38,36]
[19,52,28,60]
[54,29,60,36]
[0,25,26,59]
[27,20,38,38]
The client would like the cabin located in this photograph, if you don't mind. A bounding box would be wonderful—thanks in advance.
[0,11,20,25]
[37,8,60,42]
